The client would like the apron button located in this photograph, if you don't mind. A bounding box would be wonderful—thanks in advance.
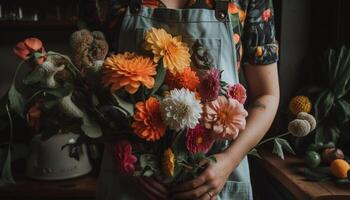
[218,11,226,20]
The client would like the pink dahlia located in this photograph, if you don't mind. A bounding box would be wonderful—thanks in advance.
[227,83,247,104]
[113,140,138,175]
[198,68,221,102]
[203,96,248,140]
[186,124,214,154]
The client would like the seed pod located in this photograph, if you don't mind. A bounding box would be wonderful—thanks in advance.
[288,119,311,137]
[297,112,316,131]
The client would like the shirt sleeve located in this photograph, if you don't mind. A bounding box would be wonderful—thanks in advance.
[242,0,279,65]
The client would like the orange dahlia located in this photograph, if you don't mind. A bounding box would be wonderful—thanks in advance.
[144,28,191,74]
[102,52,156,94]
[165,67,200,91]
[132,97,166,142]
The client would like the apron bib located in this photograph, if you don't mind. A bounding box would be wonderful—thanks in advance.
[97,1,253,199]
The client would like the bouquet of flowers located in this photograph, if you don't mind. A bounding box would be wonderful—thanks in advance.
[94,27,248,182]
[1,28,248,184]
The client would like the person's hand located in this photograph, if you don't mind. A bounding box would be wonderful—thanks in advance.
[133,176,170,200]
[171,153,236,200]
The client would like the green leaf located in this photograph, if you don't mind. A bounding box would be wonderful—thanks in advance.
[8,85,25,118]
[272,138,284,160]
[336,100,350,124]
[150,60,166,96]
[111,93,134,116]
[248,148,262,159]
[315,125,325,144]
[276,138,296,155]
[314,91,334,122]
[172,131,187,159]
[23,66,45,85]
[139,154,159,177]
[81,116,103,138]
[0,149,15,186]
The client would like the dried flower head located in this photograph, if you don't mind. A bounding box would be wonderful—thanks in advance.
[297,112,316,131]
[289,96,312,115]
[288,119,311,137]
[70,29,109,71]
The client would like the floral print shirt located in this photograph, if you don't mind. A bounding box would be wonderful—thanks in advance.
[108,0,279,68]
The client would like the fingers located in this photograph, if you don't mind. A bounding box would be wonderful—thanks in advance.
[172,182,213,199]
[143,177,169,196]
[198,190,217,200]
[137,177,169,200]
[171,173,207,192]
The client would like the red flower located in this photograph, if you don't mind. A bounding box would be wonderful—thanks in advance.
[198,69,221,102]
[227,83,247,104]
[113,140,138,175]
[261,9,272,22]
[13,38,46,64]
[186,124,214,154]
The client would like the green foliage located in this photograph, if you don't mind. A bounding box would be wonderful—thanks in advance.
[150,60,166,96]
[272,138,296,160]
[0,149,15,186]
[8,85,25,118]
[301,46,350,145]
[248,148,262,159]
[135,154,159,177]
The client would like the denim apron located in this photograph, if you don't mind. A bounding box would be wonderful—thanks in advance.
[97,0,253,199]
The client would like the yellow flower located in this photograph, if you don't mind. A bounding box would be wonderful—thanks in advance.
[162,148,175,177]
[289,96,312,115]
[144,28,191,74]
[102,52,156,94]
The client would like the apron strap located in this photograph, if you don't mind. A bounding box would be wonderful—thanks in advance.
[129,0,229,22]
[214,0,229,22]
[130,0,142,14]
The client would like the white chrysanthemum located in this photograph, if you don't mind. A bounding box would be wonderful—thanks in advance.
[160,88,202,131]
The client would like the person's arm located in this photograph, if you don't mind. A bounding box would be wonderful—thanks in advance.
[171,63,279,200]
[171,0,279,199]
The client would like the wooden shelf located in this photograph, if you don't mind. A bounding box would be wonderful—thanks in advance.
[257,150,350,200]
[0,174,97,199]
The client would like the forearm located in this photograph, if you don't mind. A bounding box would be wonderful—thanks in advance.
[223,64,280,168]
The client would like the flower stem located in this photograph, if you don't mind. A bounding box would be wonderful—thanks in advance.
[256,132,290,147]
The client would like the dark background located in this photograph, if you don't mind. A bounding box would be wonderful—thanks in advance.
[1,0,350,105]
[1,0,350,199]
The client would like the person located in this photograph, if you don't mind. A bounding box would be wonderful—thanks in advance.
[96,0,280,199]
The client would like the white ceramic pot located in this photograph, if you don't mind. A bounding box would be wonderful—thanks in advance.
[26,132,92,180]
